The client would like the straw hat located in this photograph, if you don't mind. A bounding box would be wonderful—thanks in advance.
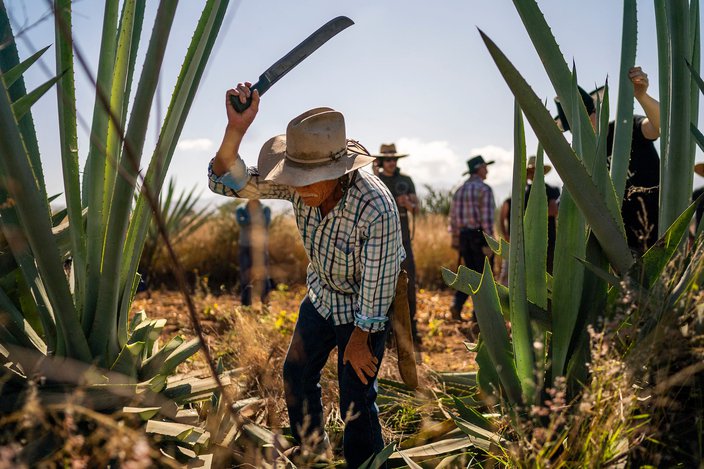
[373,143,409,159]
[527,155,552,175]
[695,162,704,177]
[257,107,375,186]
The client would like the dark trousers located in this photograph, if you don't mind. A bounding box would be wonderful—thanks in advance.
[452,228,490,316]
[401,243,418,344]
[239,246,272,306]
[282,297,388,468]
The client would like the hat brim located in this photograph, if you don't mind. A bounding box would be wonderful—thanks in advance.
[462,160,495,175]
[257,135,376,187]
[373,153,409,159]
[527,164,553,175]
[696,163,704,177]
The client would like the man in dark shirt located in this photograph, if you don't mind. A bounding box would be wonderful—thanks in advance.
[556,67,661,254]
[235,199,272,306]
[374,143,420,346]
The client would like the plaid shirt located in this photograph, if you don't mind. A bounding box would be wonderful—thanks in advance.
[208,159,404,332]
[449,175,496,241]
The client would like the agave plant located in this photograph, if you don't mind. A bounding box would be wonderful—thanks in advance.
[139,178,214,286]
[0,0,229,398]
[439,0,703,460]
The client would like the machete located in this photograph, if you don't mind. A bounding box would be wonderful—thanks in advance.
[230,16,354,112]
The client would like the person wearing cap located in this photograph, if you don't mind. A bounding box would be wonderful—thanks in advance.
[556,66,661,253]
[693,163,704,230]
[374,143,420,346]
[448,155,496,328]
[209,83,404,466]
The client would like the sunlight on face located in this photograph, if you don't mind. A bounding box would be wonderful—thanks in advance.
[294,179,338,207]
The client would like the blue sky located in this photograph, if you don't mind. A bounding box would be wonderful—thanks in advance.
[5,0,704,206]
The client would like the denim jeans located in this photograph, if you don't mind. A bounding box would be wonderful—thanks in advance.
[283,296,388,468]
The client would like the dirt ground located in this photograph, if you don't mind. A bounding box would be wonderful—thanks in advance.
[131,286,479,374]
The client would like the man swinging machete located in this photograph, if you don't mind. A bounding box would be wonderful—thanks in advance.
[207,16,416,467]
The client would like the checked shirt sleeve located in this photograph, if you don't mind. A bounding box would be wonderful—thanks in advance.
[480,185,496,236]
[208,158,294,201]
[355,211,404,332]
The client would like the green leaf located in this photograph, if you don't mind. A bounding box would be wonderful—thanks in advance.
[11,74,61,121]
[1,45,51,87]
[111,341,145,377]
[524,144,549,309]
[660,1,693,234]
[360,442,396,469]
[638,194,702,289]
[508,102,535,402]
[450,396,493,431]
[610,0,637,200]
[478,30,633,274]
[139,335,185,380]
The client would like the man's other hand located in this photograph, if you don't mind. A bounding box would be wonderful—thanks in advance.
[342,327,378,385]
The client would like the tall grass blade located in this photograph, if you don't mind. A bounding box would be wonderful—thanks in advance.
[508,102,535,401]
[660,0,692,234]
[54,0,86,318]
[479,31,633,274]
[610,0,637,201]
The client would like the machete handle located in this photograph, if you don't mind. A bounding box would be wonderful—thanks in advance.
[229,81,265,113]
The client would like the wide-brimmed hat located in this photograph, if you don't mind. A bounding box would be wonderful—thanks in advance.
[527,155,552,175]
[373,143,409,159]
[554,86,605,132]
[257,107,375,187]
[695,162,704,177]
[463,155,494,175]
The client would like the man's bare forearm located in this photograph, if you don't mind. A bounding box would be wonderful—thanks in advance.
[213,125,245,176]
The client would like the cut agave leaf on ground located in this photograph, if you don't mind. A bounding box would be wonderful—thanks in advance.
[122,405,161,420]
[450,396,493,431]
[451,415,503,449]
[389,436,474,458]
[396,449,423,469]
[360,442,396,469]
[399,419,456,449]
[145,420,209,447]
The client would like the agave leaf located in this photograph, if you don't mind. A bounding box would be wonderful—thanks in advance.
[576,257,621,288]
[524,144,548,309]
[687,60,704,96]
[610,0,637,200]
[11,74,61,121]
[660,1,693,234]
[450,396,493,431]
[388,436,472,458]
[479,30,633,274]
[111,341,144,377]
[145,420,209,447]
[360,442,396,469]
[691,124,704,152]
[638,194,702,289]
[510,0,597,161]
[396,449,423,469]
[398,419,457,450]
[508,102,535,401]
[121,0,231,314]
[1,45,51,87]
[0,287,45,352]
[472,258,522,404]
[0,81,89,361]
[83,0,120,333]
[54,0,86,321]
[140,335,185,380]
[451,416,501,449]
[654,0,670,163]
[122,405,161,420]
[92,0,178,364]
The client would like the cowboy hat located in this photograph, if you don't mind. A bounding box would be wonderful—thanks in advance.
[463,155,494,175]
[257,107,375,186]
[554,85,605,132]
[695,162,704,177]
[373,143,409,159]
[527,155,552,175]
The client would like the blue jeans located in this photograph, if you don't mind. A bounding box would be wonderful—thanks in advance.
[283,296,388,468]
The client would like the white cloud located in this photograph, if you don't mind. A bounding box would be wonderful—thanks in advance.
[177,138,213,151]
